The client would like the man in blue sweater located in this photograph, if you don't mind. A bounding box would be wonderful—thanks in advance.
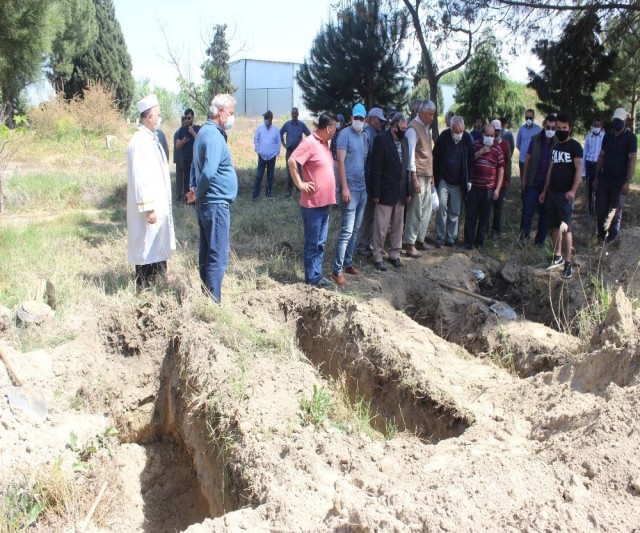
[187,94,238,303]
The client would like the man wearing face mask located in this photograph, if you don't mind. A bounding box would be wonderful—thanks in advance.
[516,109,541,180]
[539,111,583,280]
[127,94,176,291]
[356,107,388,258]
[518,114,557,247]
[432,115,474,247]
[175,109,200,203]
[403,99,436,257]
[594,108,637,243]
[189,94,238,303]
[462,123,504,253]
[331,103,370,286]
[281,107,311,198]
[370,113,411,270]
[252,110,281,200]
[582,116,604,219]
[489,119,512,239]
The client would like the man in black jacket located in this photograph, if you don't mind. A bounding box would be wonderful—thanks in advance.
[370,114,411,270]
[432,116,474,247]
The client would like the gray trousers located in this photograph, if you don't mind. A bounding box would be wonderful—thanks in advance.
[436,181,462,244]
[373,201,404,262]
[403,175,432,244]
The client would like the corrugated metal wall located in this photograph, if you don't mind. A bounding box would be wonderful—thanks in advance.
[230,59,311,118]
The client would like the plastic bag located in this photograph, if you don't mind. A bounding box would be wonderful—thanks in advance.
[431,190,439,211]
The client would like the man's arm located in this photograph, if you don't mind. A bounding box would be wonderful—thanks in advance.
[280,123,287,147]
[521,154,531,196]
[594,149,605,190]
[493,167,504,200]
[405,128,420,193]
[540,159,554,204]
[337,148,349,203]
[566,157,583,202]
[623,153,637,195]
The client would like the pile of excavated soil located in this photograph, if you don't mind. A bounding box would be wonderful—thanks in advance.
[1,234,640,531]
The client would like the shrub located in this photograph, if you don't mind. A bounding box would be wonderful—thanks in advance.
[29,83,128,140]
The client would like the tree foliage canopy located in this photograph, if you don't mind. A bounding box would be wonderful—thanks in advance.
[48,0,99,93]
[297,0,409,116]
[528,9,616,130]
[65,0,134,111]
[202,24,234,101]
[0,0,59,120]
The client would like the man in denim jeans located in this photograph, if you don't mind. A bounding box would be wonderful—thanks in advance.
[331,103,369,286]
[188,94,238,303]
[288,113,338,288]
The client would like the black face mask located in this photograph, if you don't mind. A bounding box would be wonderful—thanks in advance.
[555,130,569,141]
[613,118,625,131]
[395,128,405,141]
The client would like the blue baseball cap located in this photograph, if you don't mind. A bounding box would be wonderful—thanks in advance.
[352,103,366,118]
[336,113,345,122]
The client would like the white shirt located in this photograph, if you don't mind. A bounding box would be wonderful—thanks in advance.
[127,125,176,265]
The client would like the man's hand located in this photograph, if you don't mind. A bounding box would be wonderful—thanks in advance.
[565,190,576,202]
[538,191,546,204]
[622,182,630,195]
[146,211,157,224]
[342,187,351,204]
[186,188,196,204]
[299,181,315,194]
[412,178,421,194]
[372,197,379,204]
[492,188,500,201]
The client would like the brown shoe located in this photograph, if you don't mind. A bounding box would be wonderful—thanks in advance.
[344,266,363,276]
[330,272,349,286]
[405,246,422,258]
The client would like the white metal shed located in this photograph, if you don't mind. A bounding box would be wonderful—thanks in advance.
[229,59,311,118]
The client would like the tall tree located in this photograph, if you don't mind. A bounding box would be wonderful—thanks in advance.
[606,18,640,132]
[454,34,505,127]
[202,24,234,102]
[528,9,616,130]
[297,0,409,115]
[0,0,59,125]
[65,0,134,111]
[48,0,99,93]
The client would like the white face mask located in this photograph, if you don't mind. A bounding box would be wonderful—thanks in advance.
[526,119,533,127]
[483,136,494,146]
[545,129,555,139]
[224,114,235,130]
[592,127,601,135]
[452,132,462,142]
[352,120,364,133]
[336,122,342,129]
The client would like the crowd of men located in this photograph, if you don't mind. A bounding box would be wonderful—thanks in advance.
[126,94,636,298]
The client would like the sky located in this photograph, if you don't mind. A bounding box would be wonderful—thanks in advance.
[111,0,538,93]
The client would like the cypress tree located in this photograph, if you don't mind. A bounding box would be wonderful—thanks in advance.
[66,0,134,111]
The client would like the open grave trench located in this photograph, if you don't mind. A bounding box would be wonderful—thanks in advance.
[384,253,589,377]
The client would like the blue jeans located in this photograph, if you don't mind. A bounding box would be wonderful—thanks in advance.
[333,189,367,274]
[197,201,230,303]
[252,156,276,199]
[519,183,548,244]
[301,206,330,284]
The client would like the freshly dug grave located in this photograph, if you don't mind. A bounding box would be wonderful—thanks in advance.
[1,252,639,531]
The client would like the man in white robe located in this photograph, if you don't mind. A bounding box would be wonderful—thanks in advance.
[127,94,176,291]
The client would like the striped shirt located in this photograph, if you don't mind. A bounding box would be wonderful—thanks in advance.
[472,140,505,189]
[583,130,604,163]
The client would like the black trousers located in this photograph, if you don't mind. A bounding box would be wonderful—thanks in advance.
[464,187,494,247]
[135,261,167,291]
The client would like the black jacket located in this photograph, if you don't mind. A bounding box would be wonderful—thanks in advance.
[433,128,474,197]
[370,129,411,206]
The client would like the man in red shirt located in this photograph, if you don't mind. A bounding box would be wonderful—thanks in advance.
[462,123,504,253]
[288,112,338,288]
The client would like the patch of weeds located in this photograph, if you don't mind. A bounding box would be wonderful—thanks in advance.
[69,393,84,411]
[491,319,516,374]
[1,477,46,531]
[573,274,613,342]
[299,384,332,428]
[68,428,119,472]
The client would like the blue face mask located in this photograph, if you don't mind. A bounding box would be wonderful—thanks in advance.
[613,118,625,131]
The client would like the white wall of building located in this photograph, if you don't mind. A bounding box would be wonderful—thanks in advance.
[230,59,311,118]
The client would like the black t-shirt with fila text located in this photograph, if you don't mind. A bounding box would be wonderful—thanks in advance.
[550,139,583,193]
